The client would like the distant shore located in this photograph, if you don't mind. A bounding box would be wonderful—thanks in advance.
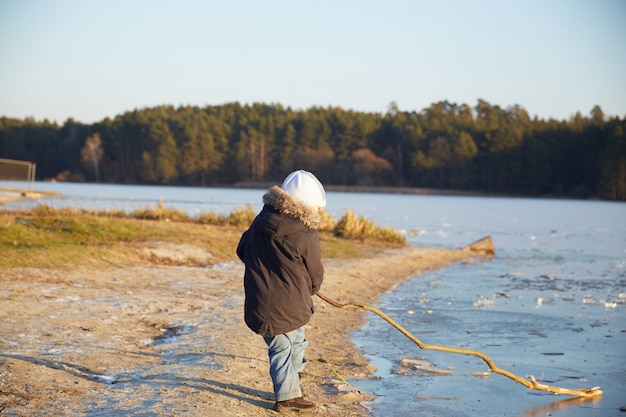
[0,183,485,207]
[0,187,62,205]
[234,181,498,197]
[0,181,592,206]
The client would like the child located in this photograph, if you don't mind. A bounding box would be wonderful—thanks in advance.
[236,170,326,413]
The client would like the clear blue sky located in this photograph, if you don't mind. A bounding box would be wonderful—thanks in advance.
[1,0,624,124]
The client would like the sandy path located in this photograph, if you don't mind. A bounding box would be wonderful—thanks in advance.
[0,245,481,416]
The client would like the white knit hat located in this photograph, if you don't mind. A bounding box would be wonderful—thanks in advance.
[281,170,326,208]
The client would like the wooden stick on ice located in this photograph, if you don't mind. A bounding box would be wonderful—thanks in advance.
[317,292,603,398]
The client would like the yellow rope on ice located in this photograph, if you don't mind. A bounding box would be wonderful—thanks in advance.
[317,292,603,398]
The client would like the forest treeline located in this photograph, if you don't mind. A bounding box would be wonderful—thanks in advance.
[1,100,625,200]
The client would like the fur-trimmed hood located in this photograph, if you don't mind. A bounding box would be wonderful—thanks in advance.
[262,185,321,229]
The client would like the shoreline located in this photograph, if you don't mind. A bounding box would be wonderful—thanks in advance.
[305,246,484,415]
[0,182,602,205]
[0,243,485,416]
[0,187,62,205]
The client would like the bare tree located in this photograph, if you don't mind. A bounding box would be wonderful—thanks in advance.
[81,133,104,181]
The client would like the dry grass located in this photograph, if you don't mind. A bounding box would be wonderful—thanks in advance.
[334,210,406,245]
[0,204,405,269]
[197,205,257,227]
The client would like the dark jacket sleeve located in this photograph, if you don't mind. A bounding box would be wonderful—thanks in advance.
[236,229,250,262]
[303,231,324,295]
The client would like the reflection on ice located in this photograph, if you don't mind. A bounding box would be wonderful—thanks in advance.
[535,297,555,306]
[398,357,452,376]
[472,296,494,309]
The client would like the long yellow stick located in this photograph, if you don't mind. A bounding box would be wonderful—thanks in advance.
[317,292,603,398]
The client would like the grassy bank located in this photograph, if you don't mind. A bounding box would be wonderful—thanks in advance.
[0,204,406,269]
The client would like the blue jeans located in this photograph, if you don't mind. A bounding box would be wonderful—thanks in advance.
[263,326,308,402]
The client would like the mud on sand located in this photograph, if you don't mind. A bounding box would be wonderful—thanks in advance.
[1,244,482,416]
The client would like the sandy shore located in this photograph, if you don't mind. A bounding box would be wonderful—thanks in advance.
[0,243,483,416]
